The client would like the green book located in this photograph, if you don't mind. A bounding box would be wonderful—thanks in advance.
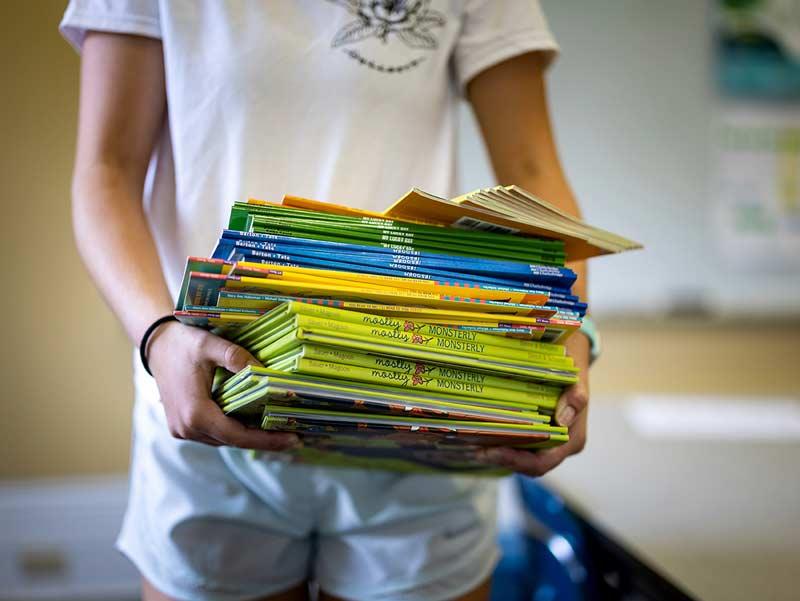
[239,302,573,368]
[253,325,578,385]
[231,202,565,253]
[249,300,566,357]
[261,404,568,436]
[228,203,566,265]
[269,343,562,408]
[247,218,564,265]
[252,313,576,371]
[277,354,550,407]
[212,368,569,475]
[216,366,548,417]
[217,371,550,427]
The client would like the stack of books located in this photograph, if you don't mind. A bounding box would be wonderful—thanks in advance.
[174,187,640,474]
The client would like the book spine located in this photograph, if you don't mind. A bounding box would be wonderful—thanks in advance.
[261,407,563,441]
[218,274,550,317]
[236,257,555,305]
[184,304,263,315]
[238,248,437,281]
[285,301,565,356]
[222,229,574,285]
[292,313,573,368]
[294,357,547,407]
[239,200,566,255]
[264,382,543,424]
[235,245,566,292]
[245,214,565,266]
[227,273,442,303]
[299,344,561,405]
[296,328,579,385]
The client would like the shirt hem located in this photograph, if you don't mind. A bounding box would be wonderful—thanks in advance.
[456,29,560,94]
[60,9,161,52]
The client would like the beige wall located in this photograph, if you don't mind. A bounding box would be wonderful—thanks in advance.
[592,318,800,397]
[1,2,133,479]
[2,2,799,479]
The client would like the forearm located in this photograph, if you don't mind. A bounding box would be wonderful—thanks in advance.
[72,163,173,345]
[467,52,587,305]
[470,52,593,474]
[68,32,299,451]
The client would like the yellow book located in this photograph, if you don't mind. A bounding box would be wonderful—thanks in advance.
[219,275,549,316]
[214,294,561,325]
[230,261,553,307]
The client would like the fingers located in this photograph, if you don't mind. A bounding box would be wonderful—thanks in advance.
[477,445,567,477]
[192,399,301,451]
[156,329,291,449]
[201,335,262,374]
[478,411,588,477]
[166,395,299,451]
[554,381,589,427]
[192,434,224,447]
[162,366,298,450]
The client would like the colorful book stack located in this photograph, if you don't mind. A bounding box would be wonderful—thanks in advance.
[174,187,640,474]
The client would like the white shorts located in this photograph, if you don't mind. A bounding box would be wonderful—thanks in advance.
[117,397,500,601]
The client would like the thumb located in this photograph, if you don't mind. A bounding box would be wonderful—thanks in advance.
[203,335,262,374]
[555,382,589,428]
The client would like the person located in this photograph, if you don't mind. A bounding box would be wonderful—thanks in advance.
[61,1,593,600]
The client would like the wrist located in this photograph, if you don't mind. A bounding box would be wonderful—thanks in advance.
[577,316,600,365]
[139,315,180,376]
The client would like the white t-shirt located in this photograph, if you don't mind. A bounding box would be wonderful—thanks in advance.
[60,0,558,404]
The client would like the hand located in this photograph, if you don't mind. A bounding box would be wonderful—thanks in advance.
[146,321,301,451]
[477,332,590,476]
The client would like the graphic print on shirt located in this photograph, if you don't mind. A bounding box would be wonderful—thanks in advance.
[326,0,446,73]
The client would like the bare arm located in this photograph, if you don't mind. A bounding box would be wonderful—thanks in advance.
[468,52,589,475]
[73,32,171,342]
[72,32,297,451]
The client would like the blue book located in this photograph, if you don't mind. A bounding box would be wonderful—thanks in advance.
[218,230,577,287]
[217,245,586,317]
[214,239,582,306]
[220,230,572,278]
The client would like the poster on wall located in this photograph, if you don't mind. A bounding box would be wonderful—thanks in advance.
[713,0,800,269]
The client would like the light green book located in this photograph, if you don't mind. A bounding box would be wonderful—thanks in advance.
[260,405,568,442]
[254,300,566,356]
[253,326,578,385]
[276,355,549,407]
[213,370,568,475]
[252,313,575,369]
[269,343,562,408]
[216,366,549,416]
[215,368,550,424]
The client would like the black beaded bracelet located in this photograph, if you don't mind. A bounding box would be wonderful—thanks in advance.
[139,315,178,377]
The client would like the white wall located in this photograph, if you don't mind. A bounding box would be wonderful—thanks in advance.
[458,0,800,317]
